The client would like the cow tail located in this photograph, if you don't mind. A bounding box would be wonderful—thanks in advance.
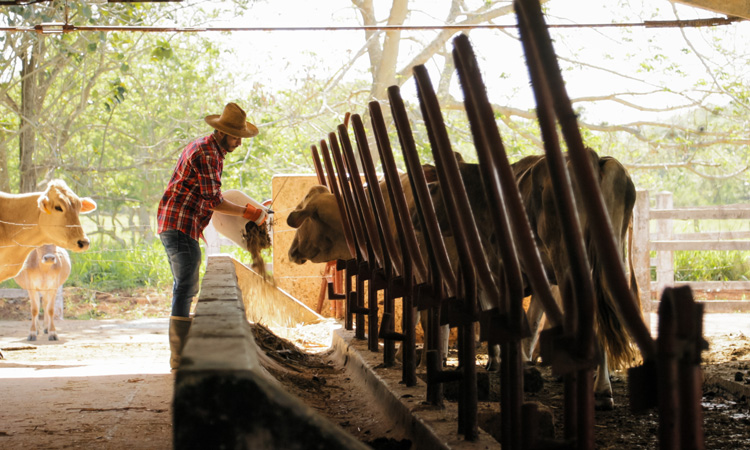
[590,162,641,371]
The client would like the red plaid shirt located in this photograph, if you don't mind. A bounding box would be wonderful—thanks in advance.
[157,134,226,241]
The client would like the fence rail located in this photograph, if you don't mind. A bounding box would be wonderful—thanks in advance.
[633,190,750,314]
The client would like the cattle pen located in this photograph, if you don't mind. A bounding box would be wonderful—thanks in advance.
[186,12,749,449]
[1,0,750,449]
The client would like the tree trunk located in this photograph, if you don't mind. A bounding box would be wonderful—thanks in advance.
[19,39,41,193]
[0,137,9,192]
[370,0,408,100]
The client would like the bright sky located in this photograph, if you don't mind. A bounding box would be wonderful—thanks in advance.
[206,0,750,125]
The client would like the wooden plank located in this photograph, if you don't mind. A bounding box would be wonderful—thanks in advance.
[649,300,750,313]
[650,207,750,220]
[651,280,750,291]
[652,231,750,241]
[633,190,651,319]
[650,240,750,251]
[673,0,750,20]
[0,288,27,299]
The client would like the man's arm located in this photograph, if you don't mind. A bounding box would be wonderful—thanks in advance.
[211,198,266,222]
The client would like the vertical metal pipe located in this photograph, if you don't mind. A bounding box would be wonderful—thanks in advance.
[319,141,358,331]
[514,0,655,362]
[674,286,705,450]
[310,145,327,187]
[368,102,420,384]
[657,288,679,450]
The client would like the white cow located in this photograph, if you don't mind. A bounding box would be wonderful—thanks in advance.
[14,245,71,341]
[0,180,96,282]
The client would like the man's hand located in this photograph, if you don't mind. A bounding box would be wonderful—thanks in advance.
[243,203,263,222]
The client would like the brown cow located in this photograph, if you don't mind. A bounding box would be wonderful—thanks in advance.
[426,148,639,410]
[0,180,96,282]
[14,245,72,341]
[287,171,451,366]
[288,149,639,410]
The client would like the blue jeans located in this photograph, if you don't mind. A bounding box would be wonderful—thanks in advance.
[160,230,201,317]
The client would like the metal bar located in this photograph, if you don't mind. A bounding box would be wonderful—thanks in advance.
[310,145,327,187]
[515,0,656,361]
[515,0,596,361]
[319,141,357,331]
[328,134,370,265]
[1,18,738,34]
[413,65,481,440]
[351,116,402,365]
[339,125,386,270]
[388,85,452,406]
[657,288,679,450]
[413,65,499,313]
[326,137,370,339]
[338,125,384,353]
[515,4,598,447]
[451,34,563,328]
[388,86,457,300]
[319,141,357,260]
[674,286,705,450]
[351,117,404,277]
[369,100,425,386]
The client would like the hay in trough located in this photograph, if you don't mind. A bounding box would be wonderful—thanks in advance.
[242,220,272,277]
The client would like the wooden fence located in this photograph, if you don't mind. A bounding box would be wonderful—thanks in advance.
[632,189,750,314]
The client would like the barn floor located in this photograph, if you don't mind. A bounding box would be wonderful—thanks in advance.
[0,319,172,449]
[0,313,748,449]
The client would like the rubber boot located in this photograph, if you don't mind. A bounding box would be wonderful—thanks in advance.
[169,316,192,370]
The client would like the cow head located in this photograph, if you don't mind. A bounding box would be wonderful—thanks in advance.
[36,180,97,252]
[38,244,59,265]
[287,185,352,264]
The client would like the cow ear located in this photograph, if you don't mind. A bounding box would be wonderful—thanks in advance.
[287,209,312,228]
[80,197,97,214]
[37,195,52,215]
[422,164,438,183]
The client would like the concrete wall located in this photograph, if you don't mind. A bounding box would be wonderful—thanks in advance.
[174,255,369,450]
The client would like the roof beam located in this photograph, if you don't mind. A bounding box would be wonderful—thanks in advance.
[672,0,750,20]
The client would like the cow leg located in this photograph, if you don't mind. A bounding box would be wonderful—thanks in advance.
[439,323,449,366]
[28,290,40,341]
[395,306,420,364]
[43,290,58,341]
[407,309,448,369]
[521,295,545,364]
[594,349,614,411]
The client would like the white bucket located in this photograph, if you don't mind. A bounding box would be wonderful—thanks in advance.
[210,189,270,249]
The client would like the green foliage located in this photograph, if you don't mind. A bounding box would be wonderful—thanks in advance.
[674,251,750,282]
[67,239,174,290]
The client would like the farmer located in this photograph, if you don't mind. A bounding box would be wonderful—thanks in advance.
[157,102,268,370]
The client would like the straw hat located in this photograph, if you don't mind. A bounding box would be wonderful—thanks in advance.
[204,102,259,138]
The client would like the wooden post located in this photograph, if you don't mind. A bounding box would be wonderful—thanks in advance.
[633,189,651,330]
[656,191,674,301]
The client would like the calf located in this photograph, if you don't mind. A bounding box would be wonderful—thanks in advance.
[0,179,96,281]
[14,244,71,341]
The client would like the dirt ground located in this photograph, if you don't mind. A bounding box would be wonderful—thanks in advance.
[261,313,750,450]
[1,288,749,450]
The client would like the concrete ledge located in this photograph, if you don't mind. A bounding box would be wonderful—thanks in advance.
[330,327,501,450]
[173,255,369,450]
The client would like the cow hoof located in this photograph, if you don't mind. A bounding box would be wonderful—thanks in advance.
[27,334,37,342]
[48,334,58,341]
[595,393,615,411]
